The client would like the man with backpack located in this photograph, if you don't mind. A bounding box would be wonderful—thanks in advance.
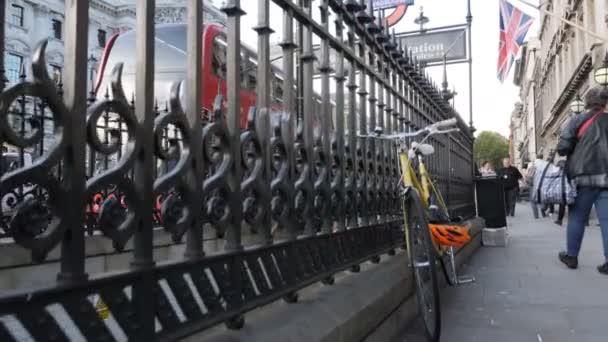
[557,86,608,275]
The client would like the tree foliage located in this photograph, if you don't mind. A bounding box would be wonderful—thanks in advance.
[474,131,509,170]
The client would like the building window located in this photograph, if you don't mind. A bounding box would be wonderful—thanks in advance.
[212,35,227,79]
[10,4,24,27]
[52,19,62,40]
[98,29,107,47]
[4,53,23,85]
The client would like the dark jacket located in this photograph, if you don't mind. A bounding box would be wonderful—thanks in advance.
[497,166,522,190]
[557,110,608,187]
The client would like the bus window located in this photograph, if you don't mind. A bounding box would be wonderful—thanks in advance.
[212,35,227,79]
[247,57,257,90]
[272,75,284,102]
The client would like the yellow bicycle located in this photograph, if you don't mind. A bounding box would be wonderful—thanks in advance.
[363,118,474,342]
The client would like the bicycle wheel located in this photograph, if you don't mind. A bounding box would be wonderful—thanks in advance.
[406,189,441,342]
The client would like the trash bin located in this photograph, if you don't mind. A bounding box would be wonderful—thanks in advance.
[475,176,506,228]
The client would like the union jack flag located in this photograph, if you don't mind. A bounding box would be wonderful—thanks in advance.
[497,0,534,83]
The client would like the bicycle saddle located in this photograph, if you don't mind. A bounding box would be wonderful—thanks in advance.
[410,142,435,156]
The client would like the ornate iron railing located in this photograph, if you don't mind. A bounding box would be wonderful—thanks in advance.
[0,0,474,340]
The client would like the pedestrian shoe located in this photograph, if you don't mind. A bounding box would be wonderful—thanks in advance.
[554,220,562,226]
[558,251,578,269]
[598,263,608,275]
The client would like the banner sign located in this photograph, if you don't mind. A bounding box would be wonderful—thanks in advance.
[373,0,414,10]
[397,28,467,64]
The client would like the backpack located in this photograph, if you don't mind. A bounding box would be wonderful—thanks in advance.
[537,163,576,205]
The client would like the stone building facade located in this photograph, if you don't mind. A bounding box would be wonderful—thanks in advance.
[512,38,540,169]
[512,0,608,167]
[3,0,225,87]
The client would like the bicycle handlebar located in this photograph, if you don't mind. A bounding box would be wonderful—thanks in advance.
[359,118,460,141]
[429,118,458,131]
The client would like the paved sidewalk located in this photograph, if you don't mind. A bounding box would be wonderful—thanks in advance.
[400,204,607,342]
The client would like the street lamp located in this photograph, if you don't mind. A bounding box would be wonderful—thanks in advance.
[593,50,608,87]
[570,94,584,114]
[414,6,429,32]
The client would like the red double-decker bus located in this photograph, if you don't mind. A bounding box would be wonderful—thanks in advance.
[95,22,334,130]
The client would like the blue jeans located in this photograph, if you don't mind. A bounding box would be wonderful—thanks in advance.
[530,191,539,219]
[566,187,608,262]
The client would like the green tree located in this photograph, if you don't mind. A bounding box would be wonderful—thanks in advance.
[474,131,509,170]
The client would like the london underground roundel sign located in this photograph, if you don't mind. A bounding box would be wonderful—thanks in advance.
[385,4,409,27]
[373,0,413,27]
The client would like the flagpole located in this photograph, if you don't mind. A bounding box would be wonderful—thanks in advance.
[515,0,608,43]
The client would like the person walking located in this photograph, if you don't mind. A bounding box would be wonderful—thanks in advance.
[526,153,547,219]
[497,158,522,217]
[541,152,558,218]
[556,86,608,275]
[554,158,567,226]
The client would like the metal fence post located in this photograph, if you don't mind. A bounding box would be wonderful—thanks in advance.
[255,0,273,245]
[58,0,89,285]
[357,36,368,227]
[280,7,298,240]
[223,0,245,251]
[301,0,315,236]
[132,1,156,339]
[133,0,155,268]
[333,1,346,232]
[132,0,156,270]
[222,0,246,329]
[185,0,205,258]
[346,28,358,229]
[319,0,332,234]
[367,43,377,226]
[375,42,385,226]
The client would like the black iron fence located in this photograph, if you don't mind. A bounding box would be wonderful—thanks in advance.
[0,0,474,340]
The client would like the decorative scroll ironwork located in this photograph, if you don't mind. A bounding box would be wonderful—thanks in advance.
[0,41,68,261]
[0,0,476,340]
[152,81,193,242]
[240,107,270,231]
[202,96,232,236]
[293,123,312,233]
[85,63,141,251]
[269,114,294,236]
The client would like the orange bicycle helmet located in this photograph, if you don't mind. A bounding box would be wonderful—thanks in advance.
[429,223,471,247]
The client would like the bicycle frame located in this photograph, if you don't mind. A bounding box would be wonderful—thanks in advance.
[398,152,446,210]
[399,149,450,253]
